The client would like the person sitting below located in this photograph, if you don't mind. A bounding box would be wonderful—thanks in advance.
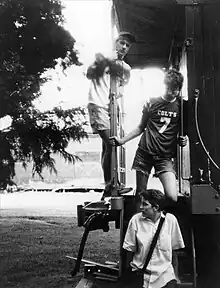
[123,188,185,288]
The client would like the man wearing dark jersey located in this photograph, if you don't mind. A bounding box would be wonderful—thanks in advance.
[109,69,187,207]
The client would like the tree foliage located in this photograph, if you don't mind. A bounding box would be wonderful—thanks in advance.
[0,0,88,188]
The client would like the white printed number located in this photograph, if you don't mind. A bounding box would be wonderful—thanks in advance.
[159,117,171,133]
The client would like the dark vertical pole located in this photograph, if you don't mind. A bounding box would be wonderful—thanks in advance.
[185,4,203,183]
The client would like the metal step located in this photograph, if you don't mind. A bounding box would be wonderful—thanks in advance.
[177,283,194,288]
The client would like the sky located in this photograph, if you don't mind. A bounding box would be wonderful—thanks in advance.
[62,0,113,63]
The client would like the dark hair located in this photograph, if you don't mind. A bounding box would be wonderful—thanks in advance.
[164,69,184,91]
[140,189,165,210]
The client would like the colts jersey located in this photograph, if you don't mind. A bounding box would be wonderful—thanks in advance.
[139,96,181,157]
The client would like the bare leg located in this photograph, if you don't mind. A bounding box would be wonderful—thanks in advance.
[98,129,112,185]
[101,140,105,167]
[135,171,149,212]
[158,171,178,202]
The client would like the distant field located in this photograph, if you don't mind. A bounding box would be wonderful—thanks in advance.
[13,137,103,185]
[0,192,120,288]
[12,136,140,188]
[1,191,101,217]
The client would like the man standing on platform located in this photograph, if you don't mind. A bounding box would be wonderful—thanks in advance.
[86,32,136,188]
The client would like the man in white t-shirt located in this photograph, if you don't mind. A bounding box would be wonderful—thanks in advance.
[86,32,136,187]
[123,189,185,288]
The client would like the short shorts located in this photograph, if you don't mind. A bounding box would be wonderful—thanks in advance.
[87,103,110,133]
[132,147,175,177]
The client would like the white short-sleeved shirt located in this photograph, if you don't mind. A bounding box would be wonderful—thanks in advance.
[88,60,131,111]
[123,212,185,288]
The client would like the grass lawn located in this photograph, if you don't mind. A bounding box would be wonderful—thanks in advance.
[0,193,120,288]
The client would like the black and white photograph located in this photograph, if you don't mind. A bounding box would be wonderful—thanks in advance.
[1,1,220,287]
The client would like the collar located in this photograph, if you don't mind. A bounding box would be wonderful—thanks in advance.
[141,211,165,223]
[162,95,176,103]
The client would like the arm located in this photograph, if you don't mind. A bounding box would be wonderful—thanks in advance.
[86,53,108,80]
[86,64,97,80]
[171,215,185,250]
[171,215,185,282]
[110,104,149,146]
[118,124,144,145]
[109,60,131,82]
[121,62,131,85]
[123,217,137,271]
[123,249,135,270]
[172,250,180,281]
